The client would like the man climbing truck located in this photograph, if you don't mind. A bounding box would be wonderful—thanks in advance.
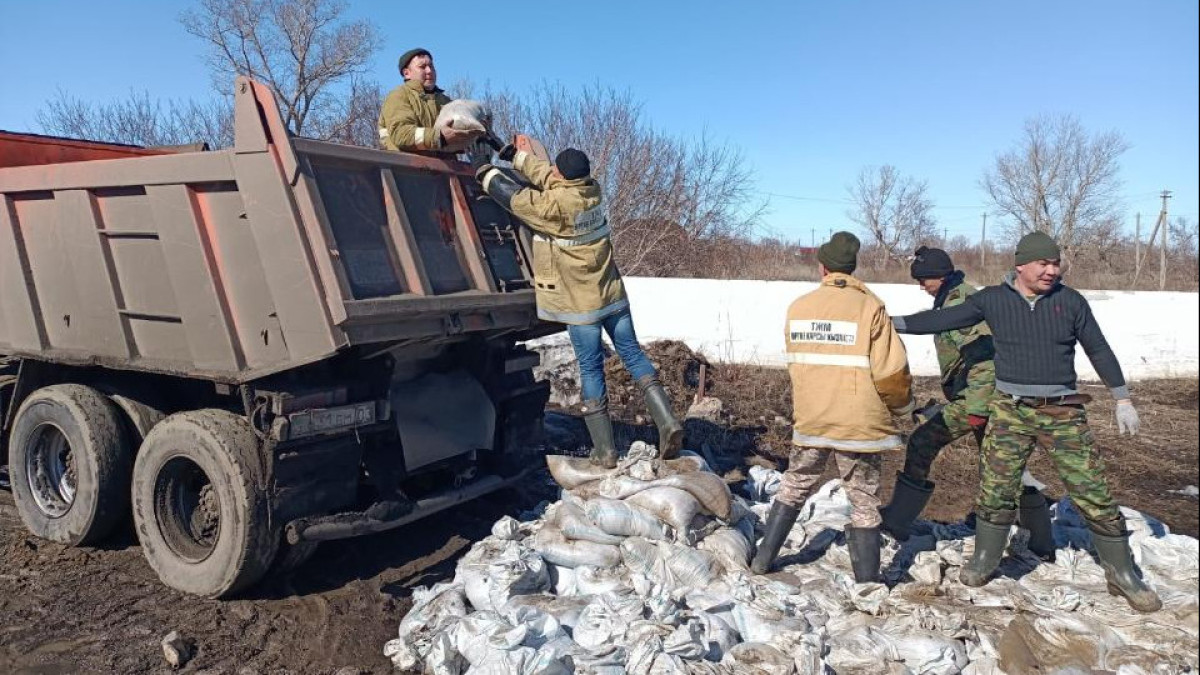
[0,77,556,598]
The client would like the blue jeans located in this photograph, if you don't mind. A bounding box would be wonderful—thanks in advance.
[566,310,657,403]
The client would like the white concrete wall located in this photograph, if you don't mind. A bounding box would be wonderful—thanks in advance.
[552,277,1198,381]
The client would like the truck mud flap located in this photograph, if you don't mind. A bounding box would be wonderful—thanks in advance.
[283,466,533,543]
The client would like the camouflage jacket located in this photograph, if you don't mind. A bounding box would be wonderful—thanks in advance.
[934,274,995,414]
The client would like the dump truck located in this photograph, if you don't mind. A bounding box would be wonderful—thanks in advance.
[0,77,557,597]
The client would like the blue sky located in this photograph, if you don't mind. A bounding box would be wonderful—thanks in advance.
[1,0,1196,243]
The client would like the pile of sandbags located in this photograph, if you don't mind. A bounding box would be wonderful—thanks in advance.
[385,452,1199,674]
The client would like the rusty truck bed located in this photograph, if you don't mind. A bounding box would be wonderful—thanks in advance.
[0,77,545,384]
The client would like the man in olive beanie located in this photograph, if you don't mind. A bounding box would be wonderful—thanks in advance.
[817,231,861,273]
[892,231,1160,613]
[881,246,1053,558]
[377,48,481,152]
[752,230,915,582]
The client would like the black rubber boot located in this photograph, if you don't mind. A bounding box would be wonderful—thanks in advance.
[960,516,1011,587]
[846,527,882,583]
[1091,530,1163,613]
[879,472,934,541]
[638,375,684,459]
[1019,487,1056,561]
[581,398,617,469]
[750,501,800,575]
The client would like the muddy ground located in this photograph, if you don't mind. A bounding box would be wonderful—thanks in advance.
[1,342,1196,674]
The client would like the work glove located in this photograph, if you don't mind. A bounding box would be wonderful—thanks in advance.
[497,143,517,162]
[440,126,484,152]
[912,399,944,425]
[473,162,495,185]
[1115,400,1140,435]
[469,149,491,174]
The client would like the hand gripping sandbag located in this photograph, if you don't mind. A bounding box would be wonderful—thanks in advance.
[433,98,491,133]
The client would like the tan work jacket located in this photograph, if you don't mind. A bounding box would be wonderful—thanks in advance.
[785,273,915,452]
[377,78,450,151]
[496,150,628,325]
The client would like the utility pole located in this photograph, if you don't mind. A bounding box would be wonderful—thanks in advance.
[811,228,815,248]
[1133,191,1171,289]
[980,213,987,269]
[1134,212,1141,276]
[1160,191,1171,291]
[943,227,948,244]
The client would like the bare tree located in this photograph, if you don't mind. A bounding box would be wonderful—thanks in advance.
[180,0,382,139]
[980,115,1128,269]
[846,165,938,268]
[36,89,232,148]
[1169,216,1199,283]
[475,82,764,277]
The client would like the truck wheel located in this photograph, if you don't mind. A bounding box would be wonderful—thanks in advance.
[132,410,277,598]
[8,384,133,545]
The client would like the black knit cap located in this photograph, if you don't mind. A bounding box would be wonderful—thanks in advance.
[818,231,860,273]
[555,148,590,180]
[910,246,954,279]
[398,48,431,75]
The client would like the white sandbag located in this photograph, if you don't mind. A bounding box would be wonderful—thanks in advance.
[575,565,632,596]
[661,540,724,587]
[385,581,470,671]
[456,541,550,613]
[731,601,810,644]
[572,474,659,501]
[662,452,712,475]
[572,593,646,652]
[908,550,945,585]
[721,642,795,675]
[871,628,969,675]
[698,525,753,571]
[585,497,670,540]
[546,455,611,490]
[549,564,576,596]
[663,620,708,660]
[492,516,522,541]
[558,501,626,546]
[503,594,592,631]
[649,472,733,521]
[434,98,491,133]
[533,527,622,569]
[768,631,825,675]
[628,487,703,535]
[746,465,783,502]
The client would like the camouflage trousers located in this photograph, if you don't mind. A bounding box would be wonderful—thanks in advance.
[902,399,986,482]
[977,396,1123,534]
[779,446,882,528]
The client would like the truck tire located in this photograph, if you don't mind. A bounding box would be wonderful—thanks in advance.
[132,409,277,598]
[8,384,133,545]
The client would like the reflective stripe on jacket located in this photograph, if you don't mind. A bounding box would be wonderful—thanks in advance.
[503,150,628,325]
[377,79,450,151]
[785,274,915,452]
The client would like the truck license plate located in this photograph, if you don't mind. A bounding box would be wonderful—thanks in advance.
[289,402,376,439]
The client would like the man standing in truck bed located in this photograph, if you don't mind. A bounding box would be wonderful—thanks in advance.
[892,231,1160,613]
[377,48,480,152]
[473,145,684,467]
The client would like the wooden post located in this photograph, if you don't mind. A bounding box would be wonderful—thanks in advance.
[1160,191,1171,291]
